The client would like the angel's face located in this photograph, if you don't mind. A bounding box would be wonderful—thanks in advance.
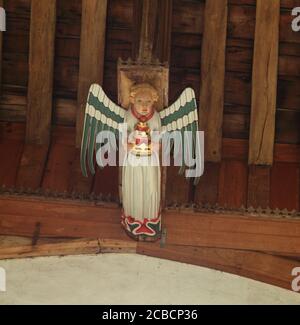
[132,90,155,116]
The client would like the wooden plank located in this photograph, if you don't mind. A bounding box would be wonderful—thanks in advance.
[137,242,298,291]
[270,162,300,211]
[93,167,119,201]
[99,238,137,254]
[42,127,76,193]
[2,195,300,256]
[0,238,136,260]
[222,138,248,160]
[218,160,248,208]
[0,123,25,187]
[16,144,49,189]
[75,0,107,148]
[0,239,100,260]
[165,166,191,206]
[223,138,300,164]
[199,0,228,162]
[172,0,205,35]
[0,196,126,240]
[248,0,280,165]
[69,148,94,194]
[26,0,56,145]
[0,0,3,94]
[274,143,300,164]
[162,210,300,255]
[247,166,270,209]
[0,235,69,248]
[0,95,77,126]
[194,162,220,206]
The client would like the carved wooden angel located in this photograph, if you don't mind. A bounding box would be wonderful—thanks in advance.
[81,83,201,241]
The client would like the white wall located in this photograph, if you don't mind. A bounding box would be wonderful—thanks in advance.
[0,254,299,305]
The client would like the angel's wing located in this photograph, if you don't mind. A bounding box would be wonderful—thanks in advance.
[159,88,202,185]
[80,83,126,177]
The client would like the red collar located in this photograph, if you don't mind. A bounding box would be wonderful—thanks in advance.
[131,106,155,123]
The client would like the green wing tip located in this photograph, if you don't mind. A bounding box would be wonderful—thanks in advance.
[81,170,88,178]
[194,177,200,186]
[178,166,185,176]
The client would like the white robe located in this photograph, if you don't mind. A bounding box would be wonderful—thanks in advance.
[122,109,161,222]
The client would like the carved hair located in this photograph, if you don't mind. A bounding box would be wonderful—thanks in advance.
[130,83,159,102]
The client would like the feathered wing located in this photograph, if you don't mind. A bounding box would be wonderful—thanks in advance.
[159,88,203,185]
[80,83,126,177]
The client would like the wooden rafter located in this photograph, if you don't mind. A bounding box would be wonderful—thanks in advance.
[126,0,173,208]
[71,0,108,194]
[76,0,108,148]
[137,0,158,62]
[0,0,3,95]
[16,0,56,189]
[133,0,173,63]
[26,0,56,145]
[249,0,280,165]
[199,0,228,162]
[153,0,173,64]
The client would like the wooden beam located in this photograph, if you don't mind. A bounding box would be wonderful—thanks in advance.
[247,166,271,209]
[162,210,300,256]
[137,243,298,291]
[248,0,280,165]
[16,1,56,189]
[0,233,297,292]
[0,238,136,260]
[75,0,107,148]
[0,123,24,188]
[16,144,49,189]
[218,160,248,209]
[199,0,228,162]
[153,0,173,63]
[194,162,220,206]
[0,196,125,240]
[72,0,108,195]
[137,0,158,62]
[0,0,4,95]
[165,166,191,206]
[0,234,297,292]
[270,162,300,211]
[1,195,300,256]
[26,0,56,145]
[132,0,143,60]
[0,95,77,126]
[133,0,172,63]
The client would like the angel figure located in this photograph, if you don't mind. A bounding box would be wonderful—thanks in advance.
[81,83,201,241]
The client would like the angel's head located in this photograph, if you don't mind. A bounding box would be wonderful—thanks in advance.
[130,83,159,116]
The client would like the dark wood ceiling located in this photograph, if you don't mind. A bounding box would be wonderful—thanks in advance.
[0,0,299,211]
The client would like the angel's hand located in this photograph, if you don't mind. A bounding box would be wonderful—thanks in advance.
[127,142,135,151]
